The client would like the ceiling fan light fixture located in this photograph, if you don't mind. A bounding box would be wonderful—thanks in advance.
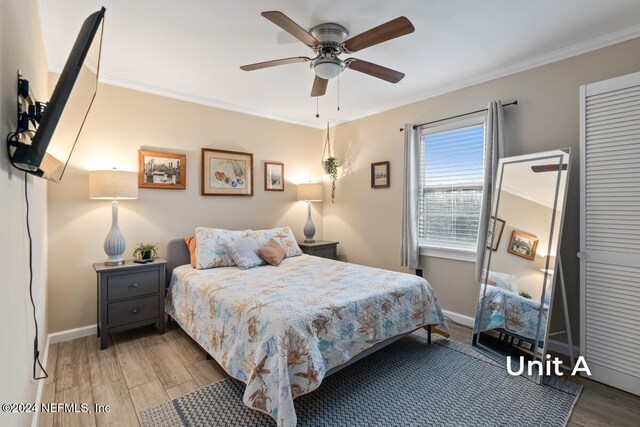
[311,57,345,80]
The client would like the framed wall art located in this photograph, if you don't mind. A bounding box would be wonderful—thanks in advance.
[201,148,253,196]
[507,230,539,260]
[371,161,390,188]
[264,161,284,191]
[138,150,186,189]
[487,216,506,251]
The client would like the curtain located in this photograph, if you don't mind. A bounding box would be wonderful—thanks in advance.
[401,124,421,269]
[475,101,506,281]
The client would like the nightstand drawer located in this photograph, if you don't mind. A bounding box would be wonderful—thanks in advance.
[108,295,159,327]
[311,247,336,259]
[107,270,159,301]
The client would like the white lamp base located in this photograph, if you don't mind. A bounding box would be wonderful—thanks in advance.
[104,200,126,266]
[303,201,316,243]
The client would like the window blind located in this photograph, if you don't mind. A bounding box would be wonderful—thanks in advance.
[419,123,485,249]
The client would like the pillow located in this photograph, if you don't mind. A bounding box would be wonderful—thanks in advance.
[225,238,265,270]
[543,285,552,305]
[248,226,302,258]
[257,239,287,266]
[487,271,519,294]
[195,227,250,269]
[184,236,197,268]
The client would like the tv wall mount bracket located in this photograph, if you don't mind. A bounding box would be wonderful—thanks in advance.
[7,70,48,173]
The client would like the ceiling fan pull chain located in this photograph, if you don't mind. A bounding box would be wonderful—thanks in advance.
[316,97,320,118]
[337,74,341,111]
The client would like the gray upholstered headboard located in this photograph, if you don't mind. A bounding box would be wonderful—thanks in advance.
[165,238,190,287]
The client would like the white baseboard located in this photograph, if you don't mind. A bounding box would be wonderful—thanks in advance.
[49,324,97,345]
[442,309,475,328]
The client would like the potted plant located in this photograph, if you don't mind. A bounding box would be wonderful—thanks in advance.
[133,243,158,260]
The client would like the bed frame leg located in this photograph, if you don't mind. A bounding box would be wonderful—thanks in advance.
[427,325,432,344]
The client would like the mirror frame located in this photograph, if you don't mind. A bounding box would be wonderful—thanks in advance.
[472,148,571,383]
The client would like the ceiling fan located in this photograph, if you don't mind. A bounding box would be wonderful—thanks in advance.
[531,164,568,173]
[240,11,415,97]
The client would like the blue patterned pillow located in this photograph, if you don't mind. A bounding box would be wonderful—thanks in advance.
[225,237,265,270]
[248,226,302,258]
[195,227,250,269]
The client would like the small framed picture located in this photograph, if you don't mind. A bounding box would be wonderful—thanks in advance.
[507,230,539,260]
[371,161,390,188]
[138,150,186,190]
[487,217,506,251]
[264,161,284,191]
[201,148,253,196]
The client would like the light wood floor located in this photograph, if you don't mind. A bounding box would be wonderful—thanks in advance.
[39,322,640,427]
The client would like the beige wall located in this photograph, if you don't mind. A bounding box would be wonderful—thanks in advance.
[323,38,640,343]
[0,0,49,425]
[47,82,322,332]
[489,191,554,301]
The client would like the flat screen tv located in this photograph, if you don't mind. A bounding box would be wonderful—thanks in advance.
[9,7,105,182]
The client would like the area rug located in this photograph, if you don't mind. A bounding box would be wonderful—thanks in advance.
[141,335,582,426]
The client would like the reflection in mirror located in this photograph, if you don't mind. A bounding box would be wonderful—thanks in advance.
[472,149,570,383]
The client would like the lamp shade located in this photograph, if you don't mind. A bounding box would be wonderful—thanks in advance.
[89,170,138,200]
[297,183,323,202]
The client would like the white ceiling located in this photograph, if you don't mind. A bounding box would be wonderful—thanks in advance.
[38,0,640,128]
[501,151,570,210]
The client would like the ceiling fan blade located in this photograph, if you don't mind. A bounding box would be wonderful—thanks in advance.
[240,56,311,71]
[531,164,568,173]
[261,11,319,48]
[343,16,415,53]
[311,75,328,97]
[347,59,405,83]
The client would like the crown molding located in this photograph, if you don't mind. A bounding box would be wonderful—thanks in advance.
[45,20,640,130]
[339,24,640,125]
[501,186,559,211]
[47,67,327,129]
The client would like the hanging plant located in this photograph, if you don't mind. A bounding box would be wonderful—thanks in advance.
[321,122,338,202]
[323,156,338,203]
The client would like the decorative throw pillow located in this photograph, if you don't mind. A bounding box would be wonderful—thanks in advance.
[487,271,519,294]
[257,239,287,266]
[195,227,250,269]
[184,236,197,268]
[248,226,302,258]
[225,238,265,270]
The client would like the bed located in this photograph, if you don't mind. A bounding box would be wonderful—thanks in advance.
[165,238,448,427]
[474,283,549,342]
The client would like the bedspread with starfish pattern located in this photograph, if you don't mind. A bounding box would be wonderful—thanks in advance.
[474,283,549,341]
[166,254,448,427]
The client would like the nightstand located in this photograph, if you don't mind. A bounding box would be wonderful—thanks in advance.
[93,259,167,349]
[298,240,339,260]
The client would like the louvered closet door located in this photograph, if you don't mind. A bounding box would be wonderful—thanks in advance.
[580,71,640,396]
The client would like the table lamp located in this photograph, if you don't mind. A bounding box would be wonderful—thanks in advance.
[90,168,138,265]
[540,255,556,275]
[297,183,323,243]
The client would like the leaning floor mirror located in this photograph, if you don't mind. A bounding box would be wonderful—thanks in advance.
[472,149,571,383]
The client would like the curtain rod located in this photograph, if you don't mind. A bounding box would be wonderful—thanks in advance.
[400,100,518,132]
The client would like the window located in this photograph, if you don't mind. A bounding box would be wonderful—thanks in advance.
[419,118,485,261]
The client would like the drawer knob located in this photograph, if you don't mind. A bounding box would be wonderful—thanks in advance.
[130,283,139,288]
[132,308,139,314]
